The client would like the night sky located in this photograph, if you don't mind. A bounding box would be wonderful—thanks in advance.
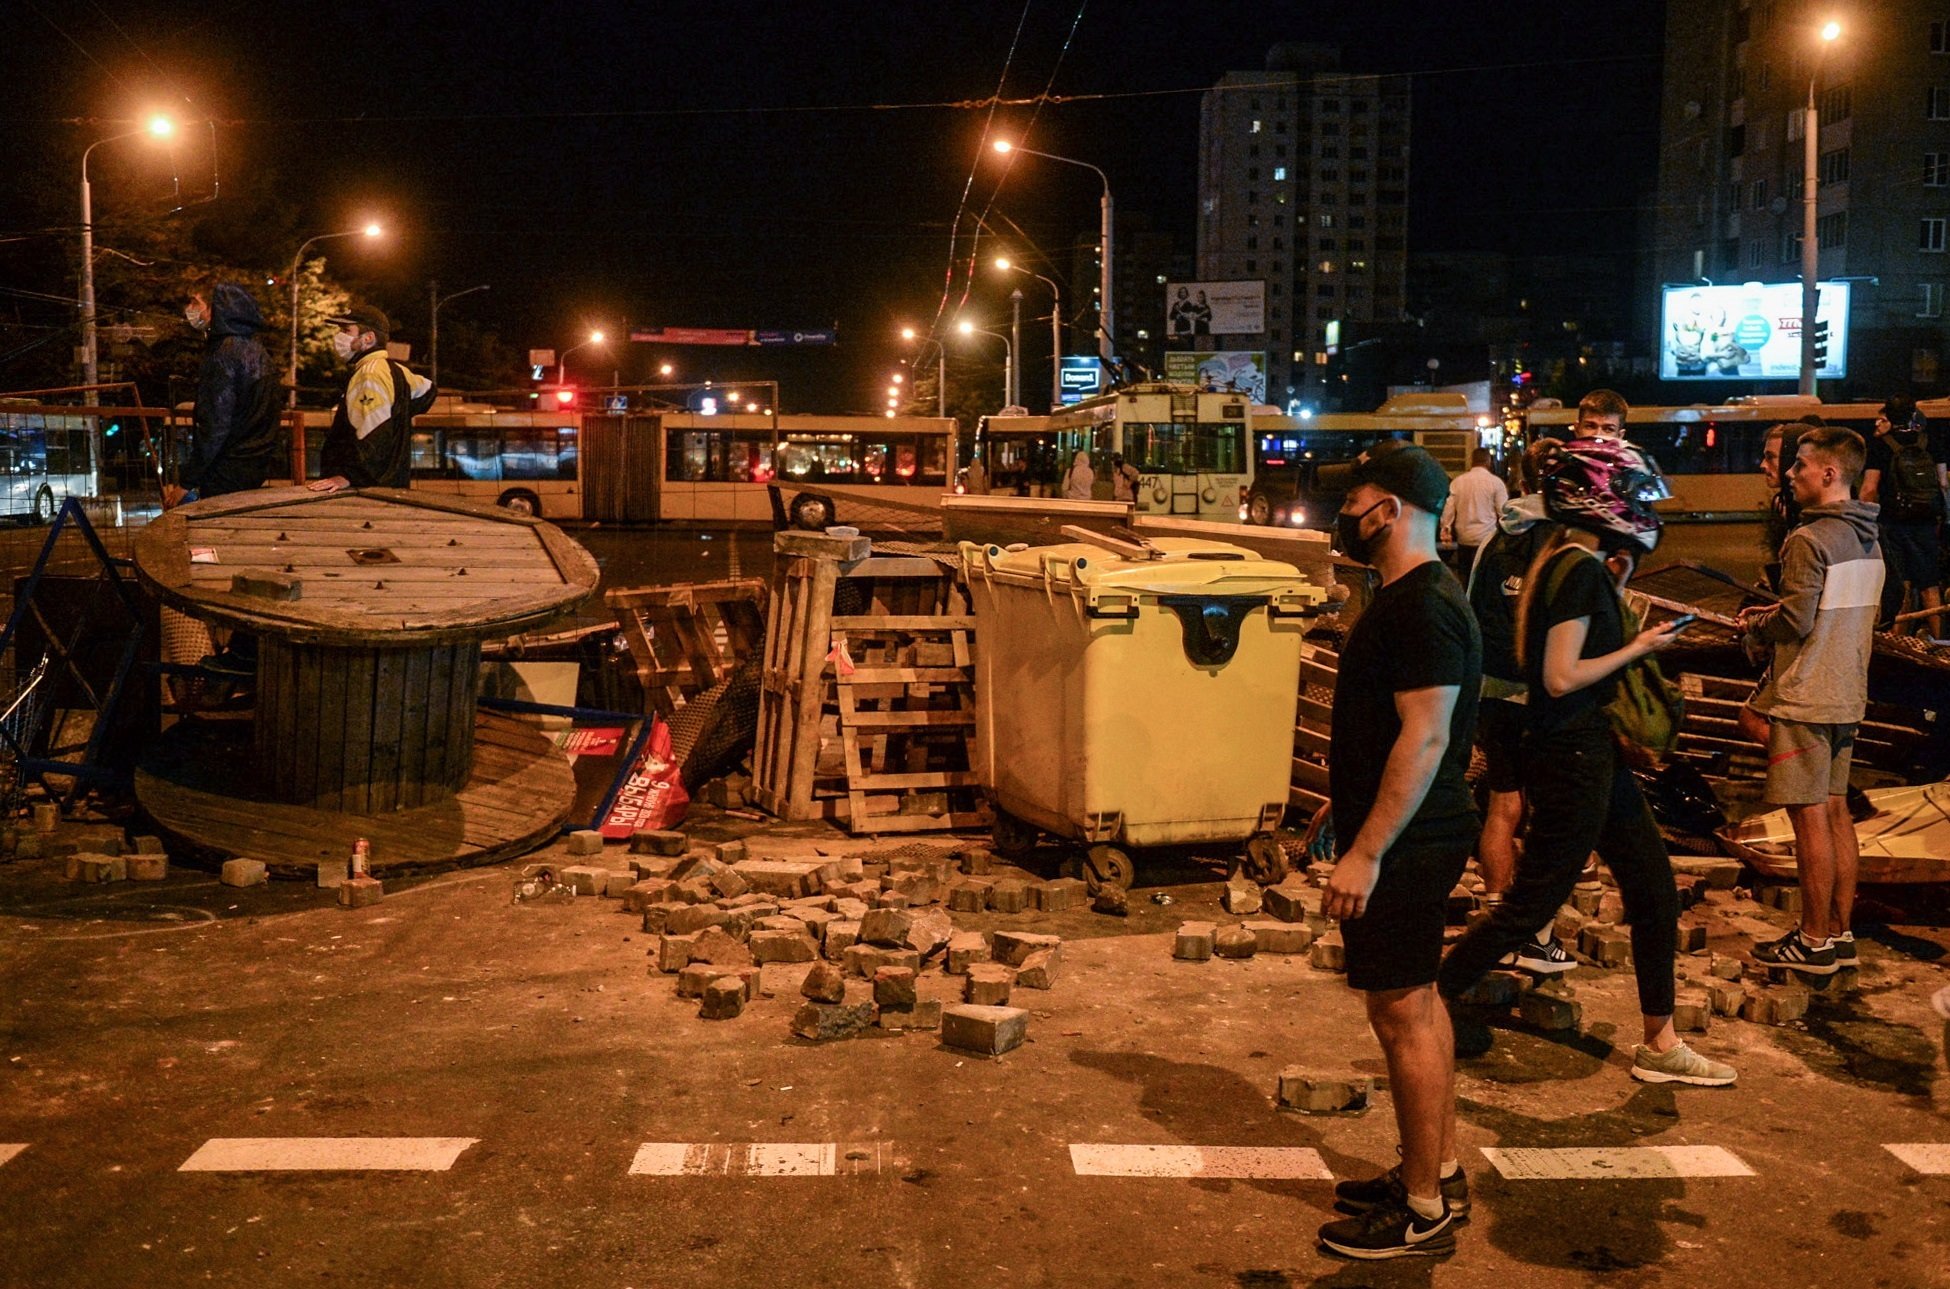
[0,0,1665,412]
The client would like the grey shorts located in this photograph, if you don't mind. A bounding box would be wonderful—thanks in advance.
[1764,717,1856,805]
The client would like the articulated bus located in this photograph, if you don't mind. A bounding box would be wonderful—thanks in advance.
[975,383,1253,521]
[0,402,100,523]
[294,401,959,526]
[1521,395,1950,520]
[1243,393,1496,528]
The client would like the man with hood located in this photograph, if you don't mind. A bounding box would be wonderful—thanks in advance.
[1739,426,1883,977]
[1061,449,1095,500]
[308,303,436,492]
[170,282,281,505]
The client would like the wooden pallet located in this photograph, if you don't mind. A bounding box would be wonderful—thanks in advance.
[1290,641,1338,816]
[1676,672,1930,787]
[833,614,988,834]
[607,579,767,720]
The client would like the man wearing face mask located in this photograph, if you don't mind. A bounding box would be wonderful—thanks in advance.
[1310,440,1481,1261]
[169,282,281,508]
[309,304,436,492]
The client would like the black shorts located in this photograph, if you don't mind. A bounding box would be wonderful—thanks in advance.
[1341,843,1473,992]
[1476,697,1526,795]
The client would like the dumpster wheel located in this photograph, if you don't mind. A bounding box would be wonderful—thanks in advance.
[1240,832,1290,886]
[991,810,1038,858]
[1084,844,1135,895]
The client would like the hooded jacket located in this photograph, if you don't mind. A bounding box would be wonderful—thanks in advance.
[1746,499,1884,724]
[187,283,282,495]
[1061,450,1094,501]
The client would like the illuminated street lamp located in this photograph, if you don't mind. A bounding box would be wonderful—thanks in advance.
[658,362,675,378]
[995,255,1064,409]
[288,221,384,407]
[992,138,1115,368]
[900,325,946,417]
[556,329,605,384]
[1800,18,1843,395]
[78,114,176,393]
[958,318,1014,411]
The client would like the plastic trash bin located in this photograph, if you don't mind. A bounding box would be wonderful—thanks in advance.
[960,534,1324,891]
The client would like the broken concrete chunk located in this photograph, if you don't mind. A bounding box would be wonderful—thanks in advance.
[748,929,818,965]
[872,966,919,1009]
[964,963,1016,1006]
[658,933,701,973]
[1213,926,1257,960]
[940,1004,1029,1056]
[1308,930,1346,972]
[1261,883,1314,924]
[631,829,690,857]
[689,926,754,968]
[699,977,746,1020]
[801,961,847,1003]
[1016,949,1061,989]
[859,907,914,948]
[944,931,989,975]
[1672,992,1712,1033]
[1091,886,1130,917]
[991,930,1062,967]
[790,1000,876,1041]
[1222,880,1264,916]
[1708,980,1747,1017]
[1277,1069,1372,1115]
[824,920,862,961]
[902,907,955,958]
[664,904,734,936]
[219,858,266,888]
[1174,922,1217,962]
[337,874,382,908]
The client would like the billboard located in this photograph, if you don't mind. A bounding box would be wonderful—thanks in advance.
[1164,351,1267,403]
[1659,281,1851,381]
[1057,355,1103,405]
[1165,280,1265,343]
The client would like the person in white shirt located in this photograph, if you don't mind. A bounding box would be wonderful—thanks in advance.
[1439,448,1509,577]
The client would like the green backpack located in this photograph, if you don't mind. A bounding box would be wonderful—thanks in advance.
[1541,549,1685,758]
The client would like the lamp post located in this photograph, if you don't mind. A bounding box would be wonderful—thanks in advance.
[429,281,489,388]
[957,319,1013,412]
[900,326,947,417]
[288,223,383,408]
[993,140,1114,368]
[556,330,606,385]
[1801,18,1842,396]
[995,257,1063,409]
[79,114,175,394]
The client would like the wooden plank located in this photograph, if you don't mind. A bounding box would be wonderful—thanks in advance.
[396,648,431,804]
[1289,785,1329,813]
[1293,725,1331,758]
[850,770,979,791]
[846,809,991,835]
[843,709,973,729]
[369,648,406,813]
[841,667,971,684]
[1291,756,1330,794]
[829,615,978,631]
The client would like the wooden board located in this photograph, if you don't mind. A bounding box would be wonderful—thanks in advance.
[136,711,573,878]
[607,579,766,721]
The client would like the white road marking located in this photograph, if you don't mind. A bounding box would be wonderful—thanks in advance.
[178,1137,477,1172]
[630,1142,839,1177]
[1885,1144,1950,1174]
[0,1144,26,1168]
[1069,1144,1334,1180]
[1480,1146,1755,1180]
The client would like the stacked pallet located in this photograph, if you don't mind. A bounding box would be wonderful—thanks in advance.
[1291,641,1338,816]
[1676,672,1930,799]
[607,579,767,720]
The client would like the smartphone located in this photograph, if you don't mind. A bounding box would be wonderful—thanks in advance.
[1664,613,1698,633]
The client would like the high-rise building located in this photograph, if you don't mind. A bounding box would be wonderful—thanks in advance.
[1653,3,1950,393]
[1196,44,1411,406]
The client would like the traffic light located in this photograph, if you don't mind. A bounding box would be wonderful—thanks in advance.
[1811,319,1831,367]
[554,387,577,407]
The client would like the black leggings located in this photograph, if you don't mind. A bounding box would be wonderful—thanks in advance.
[1439,726,1679,1018]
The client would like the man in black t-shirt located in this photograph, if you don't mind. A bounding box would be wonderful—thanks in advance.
[1310,440,1481,1261]
[1861,396,1945,634]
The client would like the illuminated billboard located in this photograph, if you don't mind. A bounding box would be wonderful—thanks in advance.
[1164,350,1267,402]
[1659,281,1850,381]
[1165,280,1265,343]
[1057,355,1103,405]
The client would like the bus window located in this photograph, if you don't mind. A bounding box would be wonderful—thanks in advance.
[446,431,503,481]
[554,425,578,480]
[1195,422,1245,473]
[1132,422,1191,473]
[409,431,442,475]
[666,429,775,482]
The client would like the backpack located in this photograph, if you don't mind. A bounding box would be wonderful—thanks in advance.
[1541,549,1685,758]
[1885,435,1941,523]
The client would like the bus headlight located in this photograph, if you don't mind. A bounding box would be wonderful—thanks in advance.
[1288,509,1307,526]
[1238,504,1250,520]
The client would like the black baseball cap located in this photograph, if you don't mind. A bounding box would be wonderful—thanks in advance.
[326,304,390,339]
[1342,439,1451,515]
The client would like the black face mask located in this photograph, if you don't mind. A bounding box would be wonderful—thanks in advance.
[1334,497,1396,565]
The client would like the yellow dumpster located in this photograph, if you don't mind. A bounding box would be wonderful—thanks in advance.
[960,534,1323,891]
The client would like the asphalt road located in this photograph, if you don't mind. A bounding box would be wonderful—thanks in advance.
[2,820,1947,1289]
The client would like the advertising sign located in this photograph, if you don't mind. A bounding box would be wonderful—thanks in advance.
[1164,351,1267,403]
[1058,355,1103,405]
[1165,280,1265,342]
[754,328,836,346]
[629,327,753,346]
[1658,281,1851,380]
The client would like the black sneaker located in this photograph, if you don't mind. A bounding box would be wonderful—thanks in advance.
[1319,1197,1457,1260]
[198,650,255,679]
[1832,931,1857,965]
[1334,1161,1471,1223]
[1500,935,1578,976]
[1752,928,1838,975]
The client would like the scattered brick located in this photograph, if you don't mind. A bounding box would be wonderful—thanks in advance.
[732,859,826,898]
[1308,930,1346,972]
[988,880,1031,914]
[1676,920,1707,953]
[1035,877,1088,912]
[1672,992,1712,1033]
[1016,948,1061,988]
[567,830,605,856]
[220,858,266,888]
[824,920,862,960]
[790,999,876,1041]
[940,1004,1029,1056]
[1222,880,1264,916]
[964,963,1016,1005]
[876,1000,943,1031]
[991,930,1062,966]
[1277,1070,1371,1115]
[71,853,125,883]
[844,944,922,977]
[801,961,847,1003]
[712,839,749,864]
[131,835,165,855]
[748,929,818,965]
[1741,985,1810,1026]
[1578,924,1632,967]
[873,966,919,1009]
[664,904,733,936]
[859,908,914,948]
[558,865,608,896]
[1708,980,1747,1017]
[1518,989,1581,1031]
[629,856,682,880]
[1174,922,1217,962]
[948,880,993,913]
[1709,953,1745,981]
[1091,886,1129,916]
[622,879,675,913]
[1261,882,1315,924]
[902,907,955,957]
[944,931,989,975]
[1669,854,1744,889]
[959,848,994,877]
[126,853,168,881]
[658,933,701,973]
[699,976,746,1019]
[1569,882,1604,916]
[337,874,383,908]
[1457,972,1521,1008]
[1242,920,1314,955]
[690,926,754,968]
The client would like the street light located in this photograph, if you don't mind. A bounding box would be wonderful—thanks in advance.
[995,256,1064,409]
[429,281,489,388]
[958,319,1014,412]
[1801,18,1843,396]
[992,138,1115,368]
[288,222,384,408]
[556,329,605,384]
[658,362,675,378]
[899,325,946,417]
[78,115,177,393]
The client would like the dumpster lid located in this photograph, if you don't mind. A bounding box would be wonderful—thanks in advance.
[976,538,1307,595]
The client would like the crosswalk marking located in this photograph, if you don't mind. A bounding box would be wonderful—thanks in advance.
[1480,1146,1755,1180]
[1885,1144,1950,1174]
[1069,1145,1335,1180]
[0,1145,26,1168]
[631,1143,836,1177]
[178,1137,478,1172]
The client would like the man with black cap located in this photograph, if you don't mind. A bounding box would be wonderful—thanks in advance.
[1309,439,1481,1261]
[308,303,436,492]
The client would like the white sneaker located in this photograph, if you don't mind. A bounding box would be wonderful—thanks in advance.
[1630,1041,1737,1087]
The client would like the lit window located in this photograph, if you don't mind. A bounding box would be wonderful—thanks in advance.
[1251,118,1262,133]
[1273,166,1287,181]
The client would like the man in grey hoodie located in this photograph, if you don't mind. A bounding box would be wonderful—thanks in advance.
[1738,426,1883,975]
